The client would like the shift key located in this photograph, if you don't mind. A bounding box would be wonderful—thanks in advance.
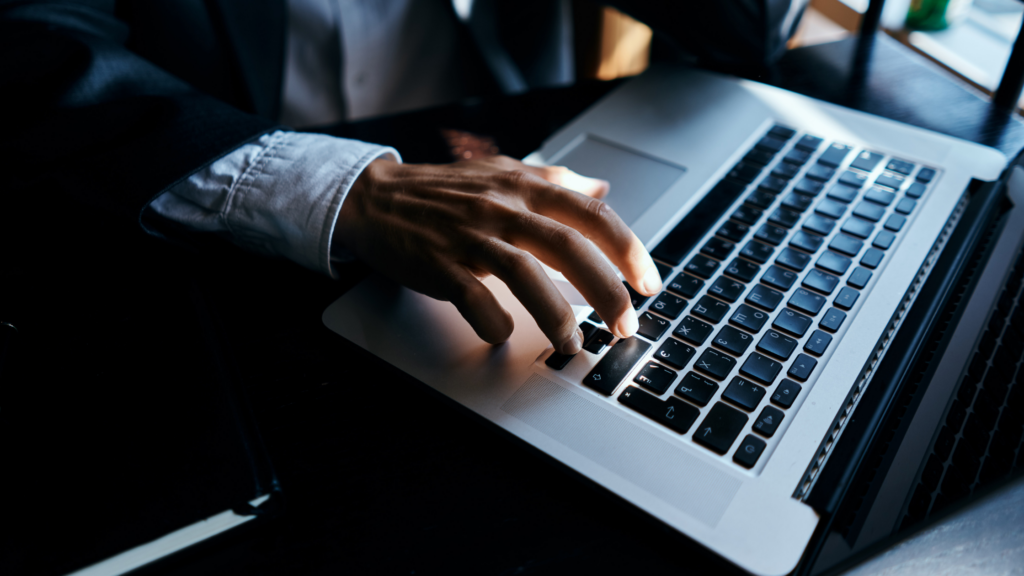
[583,337,651,395]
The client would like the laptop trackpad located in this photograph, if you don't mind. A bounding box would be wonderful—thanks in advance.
[553,135,686,227]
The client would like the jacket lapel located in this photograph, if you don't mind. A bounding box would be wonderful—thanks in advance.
[213,0,285,120]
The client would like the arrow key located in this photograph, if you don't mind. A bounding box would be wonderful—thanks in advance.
[753,406,785,437]
[733,434,767,468]
[694,402,749,454]
[619,386,700,434]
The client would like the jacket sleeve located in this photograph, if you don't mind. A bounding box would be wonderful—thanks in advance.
[0,0,278,231]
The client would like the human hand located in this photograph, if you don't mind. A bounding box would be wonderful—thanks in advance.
[335,155,662,354]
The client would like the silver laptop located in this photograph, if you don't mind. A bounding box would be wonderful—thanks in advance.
[322,65,1012,575]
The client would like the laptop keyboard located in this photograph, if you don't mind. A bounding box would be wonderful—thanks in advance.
[544,124,939,471]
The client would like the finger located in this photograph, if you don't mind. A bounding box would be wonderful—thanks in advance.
[468,238,586,354]
[506,212,638,339]
[443,264,515,345]
[517,164,610,199]
[521,175,662,297]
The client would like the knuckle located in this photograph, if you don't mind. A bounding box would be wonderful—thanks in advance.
[501,169,533,191]
[546,224,584,254]
[585,197,613,223]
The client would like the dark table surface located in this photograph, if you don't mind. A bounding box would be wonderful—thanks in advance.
[140,33,1024,576]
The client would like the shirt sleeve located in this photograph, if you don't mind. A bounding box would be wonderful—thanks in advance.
[148,130,400,279]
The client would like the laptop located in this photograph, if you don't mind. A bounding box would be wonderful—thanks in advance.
[321,64,1018,574]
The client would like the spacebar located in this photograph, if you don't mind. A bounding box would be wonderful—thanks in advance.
[582,337,651,395]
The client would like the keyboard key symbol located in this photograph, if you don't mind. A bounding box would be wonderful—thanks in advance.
[592,374,602,381]
[702,427,713,437]
[666,405,676,419]
[745,444,756,454]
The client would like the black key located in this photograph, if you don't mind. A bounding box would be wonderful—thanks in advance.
[583,337,651,395]
[874,173,905,190]
[884,214,906,231]
[806,164,835,182]
[746,189,776,209]
[723,376,766,411]
[756,136,787,153]
[579,321,600,342]
[796,135,823,152]
[916,167,936,182]
[820,307,847,332]
[730,303,771,332]
[625,282,651,310]
[676,372,720,406]
[861,247,884,269]
[758,176,788,194]
[739,352,783,385]
[744,149,775,166]
[784,148,812,165]
[782,193,814,212]
[906,182,926,199]
[745,285,783,312]
[772,379,803,408]
[839,170,868,188]
[834,287,860,310]
[771,162,800,180]
[757,329,798,359]
[732,204,764,225]
[802,268,840,294]
[619,386,699,434]
[895,198,916,214]
[724,258,760,283]
[692,295,731,324]
[734,435,767,468]
[790,230,824,253]
[753,406,785,437]
[701,237,736,260]
[794,178,824,196]
[655,261,673,281]
[887,159,915,175]
[787,353,818,381]
[714,325,754,356]
[761,265,798,291]
[841,217,874,239]
[717,220,751,243]
[829,234,863,257]
[818,143,852,167]
[633,362,678,394]
[708,277,745,303]
[774,308,813,337]
[694,403,749,454]
[755,223,788,246]
[827,183,859,203]
[864,187,896,205]
[789,288,827,316]
[817,251,852,275]
[584,328,615,353]
[650,292,687,319]
[769,125,796,140]
[655,338,696,370]
[850,151,884,172]
[637,312,671,341]
[695,348,737,381]
[729,161,763,183]
[685,254,720,279]
[652,179,748,265]
[674,315,714,346]
[668,273,704,299]
[848,266,872,289]
[815,199,847,220]
[741,240,775,264]
[588,310,603,324]
[776,247,811,271]
[545,350,574,370]
[803,214,836,236]
[853,201,885,222]
[873,230,896,249]
[769,207,801,229]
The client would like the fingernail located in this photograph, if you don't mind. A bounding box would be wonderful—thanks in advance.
[561,327,584,355]
[616,312,639,339]
[641,266,663,295]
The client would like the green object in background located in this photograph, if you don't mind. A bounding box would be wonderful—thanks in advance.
[906,0,974,30]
